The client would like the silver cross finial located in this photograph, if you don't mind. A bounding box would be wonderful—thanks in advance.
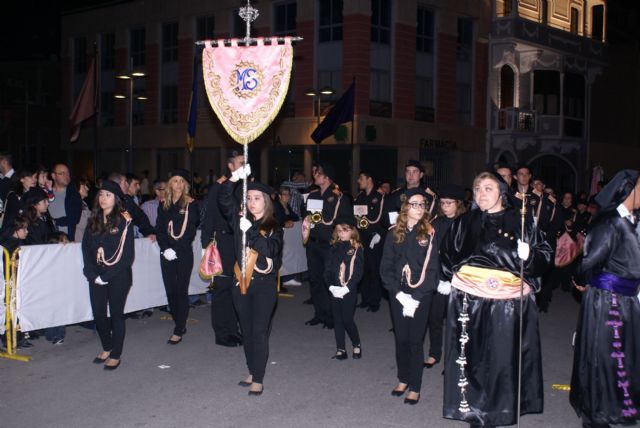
[239,0,259,43]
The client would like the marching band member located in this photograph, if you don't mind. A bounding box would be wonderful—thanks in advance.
[324,216,364,360]
[354,171,386,312]
[303,162,353,329]
[571,169,640,427]
[81,180,134,370]
[156,169,200,345]
[424,183,466,369]
[380,188,440,405]
[440,172,552,426]
[219,164,283,396]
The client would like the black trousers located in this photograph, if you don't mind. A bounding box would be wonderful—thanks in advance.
[89,269,132,359]
[232,278,277,384]
[210,232,239,338]
[306,240,332,323]
[360,238,384,307]
[330,288,360,350]
[389,291,432,393]
[426,291,447,361]
[160,248,193,335]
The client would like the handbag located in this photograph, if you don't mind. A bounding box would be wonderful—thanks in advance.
[199,235,223,280]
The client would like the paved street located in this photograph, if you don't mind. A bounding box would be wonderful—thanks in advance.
[1,284,582,428]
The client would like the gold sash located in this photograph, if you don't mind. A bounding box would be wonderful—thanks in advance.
[452,265,531,299]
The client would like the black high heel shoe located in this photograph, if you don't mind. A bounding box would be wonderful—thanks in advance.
[391,385,408,397]
[352,345,362,359]
[424,357,440,368]
[103,359,121,371]
[331,349,348,360]
[404,393,420,405]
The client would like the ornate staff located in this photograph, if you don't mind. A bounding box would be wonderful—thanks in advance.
[516,192,528,428]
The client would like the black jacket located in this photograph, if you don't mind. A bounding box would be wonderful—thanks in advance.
[440,208,553,292]
[156,199,200,253]
[122,194,155,237]
[200,179,235,247]
[354,189,388,241]
[81,213,135,284]
[25,214,57,245]
[323,241,364,292]
[52,185,83,241]
[219,180,283,280]
[303,185,353,243]
[380,223,440,301]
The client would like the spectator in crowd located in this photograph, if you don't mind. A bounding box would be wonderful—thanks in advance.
[141,179,166,227]
[140,170,150,203]
[0,152,18,203]
[22,187,67,344]
[74,179,92,243]
[280,171,311,217]
[48,163,82,241]
[206,169,217,187]
[81,179,135,370]
[125,173,141,205]
[0,214,29,254]
[275,187,299,227]
[1,166,37,234]
[36,165,55,202]
[108,172,155,240]
[192,172,203,196]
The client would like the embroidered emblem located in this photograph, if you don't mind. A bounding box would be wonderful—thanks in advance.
[418,238,429,247]
[347,248,355,256]
[486,277,499,289]
[327,196,335,203]
[230,60,263,99]
[372,198,378,204]
[400,194,407,202]
[179,209,186,215]
[110,227,119,234]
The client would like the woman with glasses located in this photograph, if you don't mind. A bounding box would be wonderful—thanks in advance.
[439,172,552,427]
[380,188,440,405]
[423,184,466,369]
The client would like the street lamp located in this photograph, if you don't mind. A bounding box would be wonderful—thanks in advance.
[115,67,147,172]
[305,86,334,161]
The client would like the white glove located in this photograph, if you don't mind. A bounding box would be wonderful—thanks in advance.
[163,248,178,261]
[396,291,419,310]
[336,286,350,298]
[402,305,417,318]
[230,164,252,182]
[239,217,252,232]
[517,239,530,261]
[369,233,381,249]
[328,285,341,298]
[437,280,452,295]
[201,248,206,257]
[95,276,108,285]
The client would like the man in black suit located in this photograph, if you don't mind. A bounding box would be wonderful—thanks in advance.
[0,152,18,205]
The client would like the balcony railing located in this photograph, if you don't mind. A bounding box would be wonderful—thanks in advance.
[494,107,536,133]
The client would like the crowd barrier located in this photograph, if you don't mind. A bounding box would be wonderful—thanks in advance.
[9,224,307,334]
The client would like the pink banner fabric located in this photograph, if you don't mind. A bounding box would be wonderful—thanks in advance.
[202,38,293,145]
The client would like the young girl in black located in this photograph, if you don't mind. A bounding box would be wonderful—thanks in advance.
[1,166,37,234]
[22,187,56,245]
[220,166,283,396]
[156,169,199,345]
[81,180,134,370]
[324,217,364,360]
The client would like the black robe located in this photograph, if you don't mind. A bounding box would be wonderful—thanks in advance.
[570,210,640,425]
[440,208,553,426]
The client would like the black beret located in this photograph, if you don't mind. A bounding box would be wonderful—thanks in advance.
[334,215,356,228]
[247,181,275,195]
[405,159,425,173]
[169,168,191,183]
[100,179,125,200]
[21,187,48,208]
[404,187,428,201]
[317,162,336,182]
[438,183,465,201]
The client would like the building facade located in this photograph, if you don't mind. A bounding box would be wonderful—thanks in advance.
[488,0,607,192]
[62,0,492,192]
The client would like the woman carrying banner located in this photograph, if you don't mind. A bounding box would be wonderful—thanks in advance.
[81,180,134,370]
[219,164,283,396]
[439,171,552,426]
[570,169,640,427]
[423,184,466,369]
[380,188,439,405]
[156,169,199,345]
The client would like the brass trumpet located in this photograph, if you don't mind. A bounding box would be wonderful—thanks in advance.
[310,212,323,224]
[357,216,369,229]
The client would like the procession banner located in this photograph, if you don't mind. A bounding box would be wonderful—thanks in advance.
[202,37,293,144]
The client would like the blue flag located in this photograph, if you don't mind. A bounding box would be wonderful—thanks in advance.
[311,82,355,144]
[186,55,199,152]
